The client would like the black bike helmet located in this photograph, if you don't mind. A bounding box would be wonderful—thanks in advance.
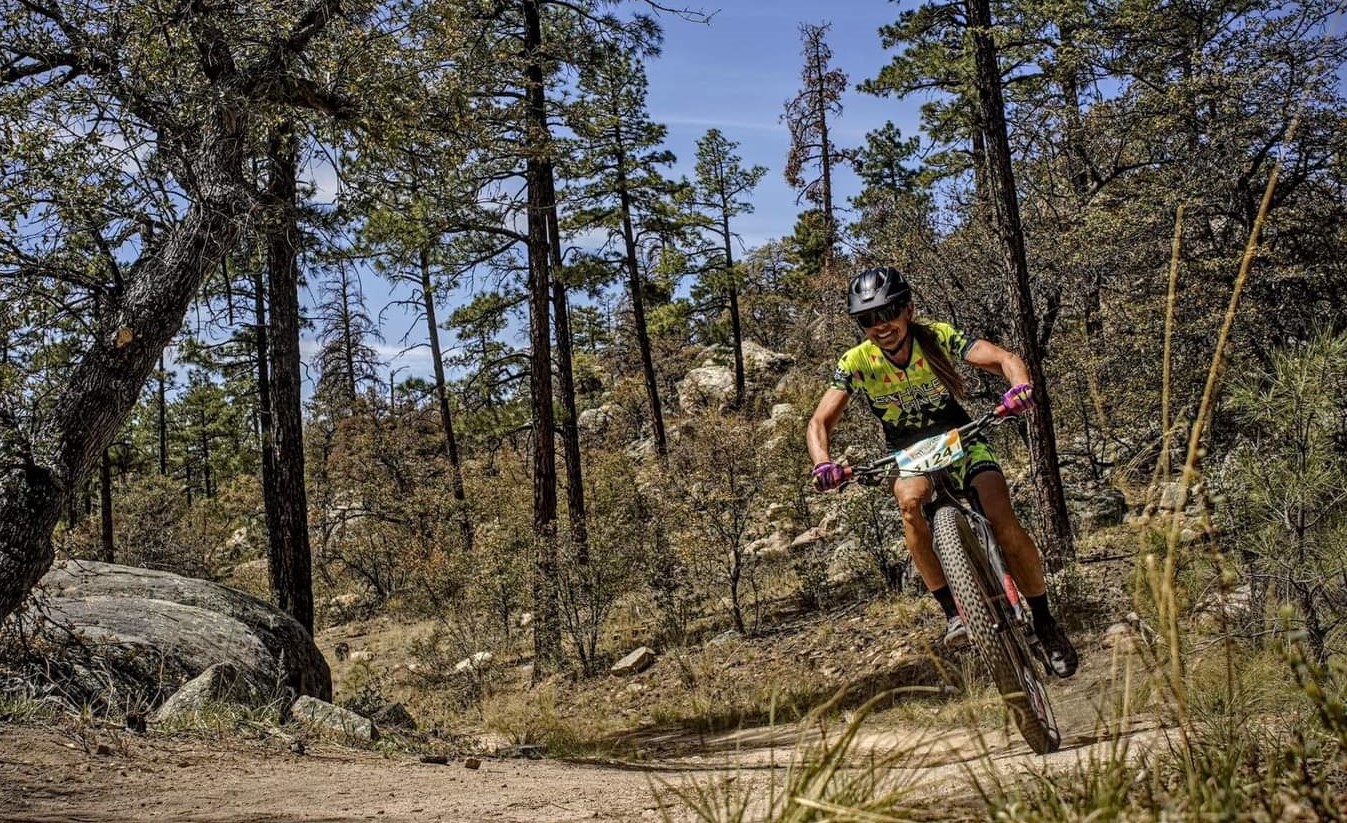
[847,266,911,319]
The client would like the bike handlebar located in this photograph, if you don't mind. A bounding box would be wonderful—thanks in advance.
[840,404,1014,487]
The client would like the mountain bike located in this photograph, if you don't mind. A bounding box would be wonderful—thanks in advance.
[844,406,1062,754]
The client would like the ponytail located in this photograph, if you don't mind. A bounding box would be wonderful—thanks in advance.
[909,321,967,402]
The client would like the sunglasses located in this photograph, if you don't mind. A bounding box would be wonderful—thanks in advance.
[854,304,907,330]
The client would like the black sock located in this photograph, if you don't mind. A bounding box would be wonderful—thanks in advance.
[931,586,959,619]
[1027,593,1054,630]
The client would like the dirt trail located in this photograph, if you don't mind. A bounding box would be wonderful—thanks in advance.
[0,699,1160,822]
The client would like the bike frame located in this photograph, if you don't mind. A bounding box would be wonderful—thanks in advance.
[847,409,1040,645]
[845,409,1062,753]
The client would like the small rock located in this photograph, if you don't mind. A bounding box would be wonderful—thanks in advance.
[1102,623,1136,651]
[464,758,481,770]
[454,651,494,674]
[289,739,306,756]
[611,646,656,676]
[290,695,379,742]
[95,743,113,757]
[419,754,449,765]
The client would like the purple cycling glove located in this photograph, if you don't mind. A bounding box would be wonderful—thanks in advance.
[811,462,846,492]
[1001,383,1036,415]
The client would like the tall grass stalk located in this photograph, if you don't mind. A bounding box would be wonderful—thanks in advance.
[1149,79,1311,719]
[661,686,942,823]
[1150,201,1186,505]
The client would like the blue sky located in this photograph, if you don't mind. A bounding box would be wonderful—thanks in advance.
[645,3,921,249]
[289,2,922,384]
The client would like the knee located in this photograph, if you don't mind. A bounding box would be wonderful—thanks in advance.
[895,492,926,523]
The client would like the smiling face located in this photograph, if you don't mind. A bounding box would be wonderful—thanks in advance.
[862,302,914,354]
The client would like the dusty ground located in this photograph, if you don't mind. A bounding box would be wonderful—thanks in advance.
[0,647,1160,823]
[2,542,1147,822]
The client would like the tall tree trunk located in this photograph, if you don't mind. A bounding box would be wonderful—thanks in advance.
[819,115,836,284]
[544,163,589,565]
[522,0,562,677]
[198,408,213,498]
[98,448,114,562]
[157,354,168,475]
[262,122,315,633]
[418,245,473,553]
[616,169,667,457]
[722,214,745,409]
[339,270,359,407]
[253,260,279,564]
[965,0,1075,569]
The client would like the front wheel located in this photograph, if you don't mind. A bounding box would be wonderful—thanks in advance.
[931,505,1061,754]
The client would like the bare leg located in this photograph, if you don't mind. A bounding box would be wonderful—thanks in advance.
[893,475,945,589]
[970,470,1047,597]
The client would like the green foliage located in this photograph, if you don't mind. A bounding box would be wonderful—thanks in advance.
[1213,330,1347,659]
[64,473,260,578]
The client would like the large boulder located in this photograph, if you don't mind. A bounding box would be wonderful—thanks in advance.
[3,561,330,710]
[740,340,793,374]
[1067,483,1129,531]
[677,365,736,412]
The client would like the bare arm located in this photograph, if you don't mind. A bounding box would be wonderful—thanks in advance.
[965,339,1031,387]
[806,388,850,465]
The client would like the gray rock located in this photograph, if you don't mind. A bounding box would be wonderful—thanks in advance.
[12,561,330,709]
[291,694,378,742]
[1069,485,1129,530]
[610,646,656,676]
[371,702,416,730]
[740,341,793,374]
[745,533,789,559]
[677,366,735,412]
[791,526,829,550]
[454,651,493,673]
[578,405,620,434]
[151,663,258,723]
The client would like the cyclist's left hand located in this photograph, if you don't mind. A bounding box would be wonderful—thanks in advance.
[1001,383,1035,414]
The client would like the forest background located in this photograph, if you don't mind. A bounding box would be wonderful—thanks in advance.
[4,0,1347,814]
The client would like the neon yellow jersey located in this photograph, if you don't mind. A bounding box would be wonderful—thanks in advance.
[829,322,978,450]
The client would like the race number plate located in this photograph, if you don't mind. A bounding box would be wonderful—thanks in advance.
[895,429,964,474]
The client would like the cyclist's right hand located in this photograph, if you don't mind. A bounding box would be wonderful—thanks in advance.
[811,461,846,492]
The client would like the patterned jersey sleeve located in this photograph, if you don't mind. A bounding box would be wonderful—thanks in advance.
[930,322,979,361]
[829,351,857,394]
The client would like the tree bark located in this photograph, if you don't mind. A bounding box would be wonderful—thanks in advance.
[543,162,589,565]
[722,213,745,409]
[616,166,667,457]
[965,0,1076,569]
[418,246,473,553]
[522,0,562,677]
[157,355,169,476]
[98,449,115,562]
[262,122,315,634]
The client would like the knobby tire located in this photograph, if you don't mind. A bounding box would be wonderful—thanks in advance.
[931,505,1061,754]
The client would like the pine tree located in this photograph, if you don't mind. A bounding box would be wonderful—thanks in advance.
[690,129,767,410]
[782,22,848,285]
